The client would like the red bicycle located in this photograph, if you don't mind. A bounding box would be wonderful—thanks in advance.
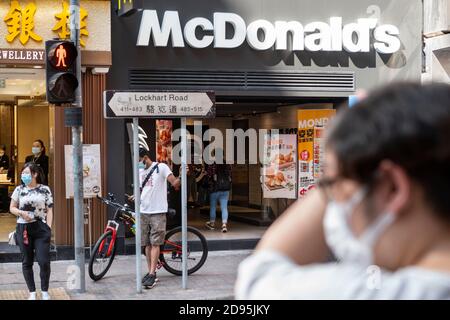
[88,194,208,281]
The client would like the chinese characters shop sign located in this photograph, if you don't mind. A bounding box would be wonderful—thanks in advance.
[2,0,89,47]
[297,109,335,198]
[4,1,42,45]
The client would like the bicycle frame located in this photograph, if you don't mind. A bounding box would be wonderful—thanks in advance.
[91,194,208,281]
[162,239,183,254]
[96,195,189,260]
[98,209,120,257]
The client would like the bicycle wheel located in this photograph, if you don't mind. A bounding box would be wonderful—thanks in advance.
[88,230,117,281]
[160,226,208,276]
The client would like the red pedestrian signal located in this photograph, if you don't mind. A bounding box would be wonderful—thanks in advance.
[56,45,67,67]
[45,40,78,104]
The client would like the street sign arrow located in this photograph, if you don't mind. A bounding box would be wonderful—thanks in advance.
[104,91,215,119]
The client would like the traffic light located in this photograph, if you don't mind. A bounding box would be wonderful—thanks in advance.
[45,40,78,105]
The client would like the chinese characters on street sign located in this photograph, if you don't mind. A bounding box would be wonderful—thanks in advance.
[104,91,216,118]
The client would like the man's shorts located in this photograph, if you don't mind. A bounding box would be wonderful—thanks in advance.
[140,213,166,246]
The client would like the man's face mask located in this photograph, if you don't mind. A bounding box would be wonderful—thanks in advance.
[138,158,146,170]
[323,187,396,266]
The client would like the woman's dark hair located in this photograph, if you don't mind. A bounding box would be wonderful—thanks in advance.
[21,162,45,184]
[0,144,6,152]
[34,139,46,156]
[326,82,450,220]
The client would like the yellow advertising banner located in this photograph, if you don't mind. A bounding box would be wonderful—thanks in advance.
[297,109,336,198]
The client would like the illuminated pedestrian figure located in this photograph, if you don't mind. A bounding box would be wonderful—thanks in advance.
[3,1,42,45]
[56,45,67,67]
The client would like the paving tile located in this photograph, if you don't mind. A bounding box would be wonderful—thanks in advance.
[0,250,251,300]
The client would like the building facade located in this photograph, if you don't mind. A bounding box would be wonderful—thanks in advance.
[106,0,424,251]
[0,0,111,249]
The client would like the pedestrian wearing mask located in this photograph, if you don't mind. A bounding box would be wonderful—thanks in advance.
[236,82,450,299]
[128,148,180,289]
[25,140,49,186]
[10,163,54,300]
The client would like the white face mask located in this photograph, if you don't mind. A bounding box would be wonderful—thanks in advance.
[323,187,396,266]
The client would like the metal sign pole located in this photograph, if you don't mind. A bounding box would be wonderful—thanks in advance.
[132,118,142,294]
[103,91,215,291]
[88,198,92,258]
[181,117,188,289]
[70,0,85,293]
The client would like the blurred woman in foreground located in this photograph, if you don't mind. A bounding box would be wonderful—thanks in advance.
[235,82,450,299]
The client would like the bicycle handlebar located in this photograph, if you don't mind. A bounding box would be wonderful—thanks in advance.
[96,194,135,216]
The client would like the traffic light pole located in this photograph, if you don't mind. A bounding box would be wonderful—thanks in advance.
[70,0,85,293]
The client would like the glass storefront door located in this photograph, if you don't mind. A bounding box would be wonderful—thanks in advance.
[0,67,54,244]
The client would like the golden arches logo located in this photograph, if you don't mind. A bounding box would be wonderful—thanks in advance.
[118,0,133,10]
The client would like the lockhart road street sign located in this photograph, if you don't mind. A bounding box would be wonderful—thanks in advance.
[104,91,215,118]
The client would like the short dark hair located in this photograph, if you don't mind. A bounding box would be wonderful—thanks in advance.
[22,162,45,185]
[139,148,150,158]
[0,144,6,152]
[326,82,450,220]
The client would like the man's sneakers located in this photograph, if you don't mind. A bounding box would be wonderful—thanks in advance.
[205,221,215,230]
[143,273,159,289]
[222,223,228,233]
[28,292,36,300]
[142,273,150,284]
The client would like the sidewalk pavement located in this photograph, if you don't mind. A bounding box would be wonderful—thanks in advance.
[0,250,252,300]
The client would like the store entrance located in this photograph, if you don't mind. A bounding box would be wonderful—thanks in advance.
[0,67,51,248]
[185,96,346,244]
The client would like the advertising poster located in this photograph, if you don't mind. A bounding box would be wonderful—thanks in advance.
[297,109,336,198]
[262,134,297,199]
[65,144,102,199]
[313,127,326,179]
[156,120,173,168]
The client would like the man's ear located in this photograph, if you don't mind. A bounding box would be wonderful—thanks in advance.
[378,160,411,216]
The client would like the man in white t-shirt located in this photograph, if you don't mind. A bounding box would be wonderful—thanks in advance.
[130,148,180,289]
